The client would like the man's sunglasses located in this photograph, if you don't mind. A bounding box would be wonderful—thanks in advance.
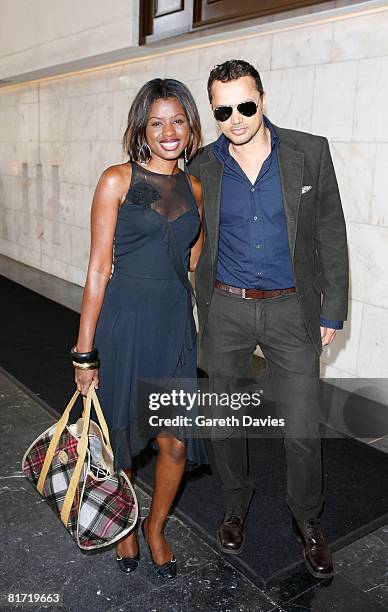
[213,100,258,122]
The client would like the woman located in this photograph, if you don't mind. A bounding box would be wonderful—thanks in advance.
[72,79,206,580]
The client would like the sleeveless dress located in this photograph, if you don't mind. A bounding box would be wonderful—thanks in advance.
[94,161,207,471]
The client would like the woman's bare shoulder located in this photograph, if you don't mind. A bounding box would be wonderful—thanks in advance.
[187,173,202,205]
[94,162,132,206]
[99,162,131,188]
[187,173,201,188]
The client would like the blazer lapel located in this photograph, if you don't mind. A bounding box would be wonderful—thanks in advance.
[200,153,223,268]
[276,130,304,259]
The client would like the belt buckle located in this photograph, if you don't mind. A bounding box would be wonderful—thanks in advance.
[241,288,253,300]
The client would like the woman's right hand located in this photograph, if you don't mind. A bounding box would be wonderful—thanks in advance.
[75,368,99,396]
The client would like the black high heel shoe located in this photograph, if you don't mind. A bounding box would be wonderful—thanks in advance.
[116,527,140,574]
[141,518,177,580]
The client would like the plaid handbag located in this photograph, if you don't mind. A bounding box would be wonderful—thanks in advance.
[22,383,138,550]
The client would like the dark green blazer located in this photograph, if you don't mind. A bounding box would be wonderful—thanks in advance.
[188,125,349,355]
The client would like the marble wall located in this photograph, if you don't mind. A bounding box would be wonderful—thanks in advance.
[0,0,139,79]
[0,2,387,378]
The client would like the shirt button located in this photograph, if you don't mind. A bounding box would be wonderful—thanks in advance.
[253,216,258,221]
[250,187,255,192]
[256,244,261,249]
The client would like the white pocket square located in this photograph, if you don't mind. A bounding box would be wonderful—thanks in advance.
[301,185,312,194]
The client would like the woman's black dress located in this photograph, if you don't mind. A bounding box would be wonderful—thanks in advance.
[94,161,207,470]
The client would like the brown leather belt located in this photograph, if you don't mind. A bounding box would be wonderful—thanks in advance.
[215,280,296,299]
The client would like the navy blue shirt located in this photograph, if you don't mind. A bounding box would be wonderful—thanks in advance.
[213,116,343,330]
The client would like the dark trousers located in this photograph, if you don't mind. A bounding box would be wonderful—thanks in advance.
[201,288,324,522]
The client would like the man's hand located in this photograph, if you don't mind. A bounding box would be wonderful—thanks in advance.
[320,326,337,347]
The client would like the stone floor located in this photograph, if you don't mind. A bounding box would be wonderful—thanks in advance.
[2,371,388,612]
[1,254,388,611]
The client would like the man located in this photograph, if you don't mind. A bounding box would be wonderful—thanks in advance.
[188,60,348,579]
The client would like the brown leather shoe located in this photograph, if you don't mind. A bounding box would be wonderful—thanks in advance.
[292,517,334,579]
[217,512,244,555]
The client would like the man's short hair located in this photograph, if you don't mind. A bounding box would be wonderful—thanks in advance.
[207,59,264,102]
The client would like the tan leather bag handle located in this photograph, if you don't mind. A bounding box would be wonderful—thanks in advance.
[37,387,80,495]
[87,386,112,453]
[60,388,91,525]
[37,383,113,527]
